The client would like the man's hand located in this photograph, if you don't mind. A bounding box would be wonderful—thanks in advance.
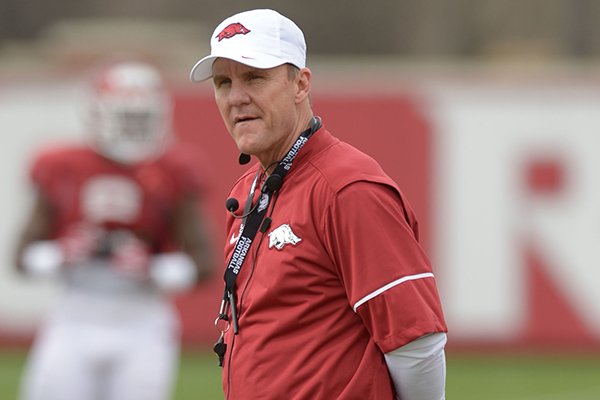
[108,230,151,278]
[60,222,104,265]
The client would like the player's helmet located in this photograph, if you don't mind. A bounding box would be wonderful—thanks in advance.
[87,61,172,164]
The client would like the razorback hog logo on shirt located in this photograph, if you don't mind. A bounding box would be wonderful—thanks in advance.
[215,23,251,41]
[268,224,302,250]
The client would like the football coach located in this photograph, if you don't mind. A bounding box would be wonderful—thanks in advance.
[190,9,448,400]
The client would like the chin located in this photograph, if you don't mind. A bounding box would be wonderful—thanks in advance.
[234,135,260,156]
[238,146,260,157]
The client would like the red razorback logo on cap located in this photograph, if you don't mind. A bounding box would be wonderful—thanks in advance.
[216,23,251,41]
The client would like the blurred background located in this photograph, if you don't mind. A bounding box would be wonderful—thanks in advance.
[2,1,600,399]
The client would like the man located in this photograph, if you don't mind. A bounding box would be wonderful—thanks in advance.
[190,9,447,399]
[15,60,214,400]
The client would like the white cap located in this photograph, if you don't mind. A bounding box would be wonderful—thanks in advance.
[190,9,306,82]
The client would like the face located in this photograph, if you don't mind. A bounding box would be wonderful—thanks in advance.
[212,59,310,167]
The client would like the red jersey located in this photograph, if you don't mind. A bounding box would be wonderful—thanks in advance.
[30,143,206,252]
[222,126,447,399]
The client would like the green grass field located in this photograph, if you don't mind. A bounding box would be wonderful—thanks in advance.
[2,348,600,399]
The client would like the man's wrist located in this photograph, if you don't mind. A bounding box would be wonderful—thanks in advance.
[21,240,64,277]
[149,252,198,292]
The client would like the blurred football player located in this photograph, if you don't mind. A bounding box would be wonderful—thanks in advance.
[14,60,215,400]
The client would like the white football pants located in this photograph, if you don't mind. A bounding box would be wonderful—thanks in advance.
[20,292,180,400]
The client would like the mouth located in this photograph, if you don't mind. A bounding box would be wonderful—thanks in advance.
[234,115,258,125]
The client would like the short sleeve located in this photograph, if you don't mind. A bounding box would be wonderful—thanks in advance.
[324,181,447,352]
[29,148,61,195]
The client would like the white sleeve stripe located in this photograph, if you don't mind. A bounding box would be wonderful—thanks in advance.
[353,272,435,312]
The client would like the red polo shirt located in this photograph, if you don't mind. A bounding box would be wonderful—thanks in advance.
[222,126,447,399]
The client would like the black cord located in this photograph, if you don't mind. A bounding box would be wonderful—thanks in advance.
[237,191,279,315]
[225,191,279,399]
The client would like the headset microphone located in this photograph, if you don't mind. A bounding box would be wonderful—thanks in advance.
[225,197,240,213]
[225,196,262,219]
[239,153,251,165]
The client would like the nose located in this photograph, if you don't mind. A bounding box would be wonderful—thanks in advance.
[227,80,251,107]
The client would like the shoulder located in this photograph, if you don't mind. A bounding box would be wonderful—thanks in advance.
[156,142,213,194]
[32,142,90,166]
[306,134,399,194]
[29,142,95,177]
[27,142,96,192]
[301,131,420,227]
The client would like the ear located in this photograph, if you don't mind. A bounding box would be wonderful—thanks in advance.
[295,68,311,104]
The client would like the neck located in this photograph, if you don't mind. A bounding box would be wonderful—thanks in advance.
[258,113,314,172]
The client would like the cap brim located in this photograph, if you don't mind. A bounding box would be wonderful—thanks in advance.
[189,55,218,83]
[189,51,289,83]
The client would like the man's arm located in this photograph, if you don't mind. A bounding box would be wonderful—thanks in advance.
[384,332,447,400]
[149,193,215,291]
[171,193,215,280]
[14,190,61,276]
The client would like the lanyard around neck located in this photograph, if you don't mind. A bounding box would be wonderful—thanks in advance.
[218,117,321,334]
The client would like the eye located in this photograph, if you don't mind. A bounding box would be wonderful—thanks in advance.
[246,72,265,82]
[213,77,231,88]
